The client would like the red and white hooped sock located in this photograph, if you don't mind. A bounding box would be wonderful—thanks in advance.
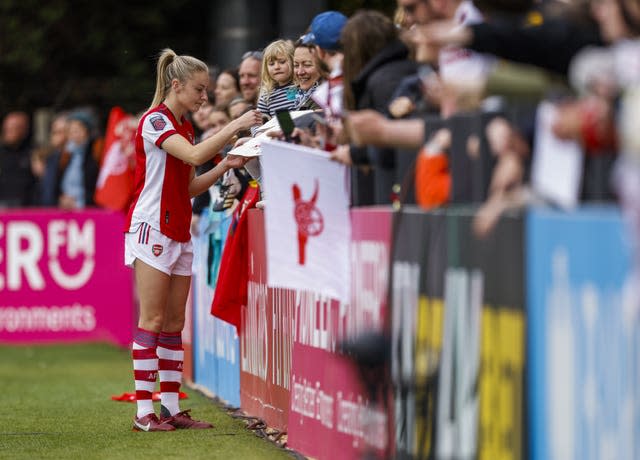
[132,327,159,418]
[158,331,184,417]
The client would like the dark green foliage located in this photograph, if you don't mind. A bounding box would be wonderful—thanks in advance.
[0,0,210,115]
[0,0,395,120]
[328,0,395,16]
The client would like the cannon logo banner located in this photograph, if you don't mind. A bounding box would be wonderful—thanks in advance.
[260,140,351,302]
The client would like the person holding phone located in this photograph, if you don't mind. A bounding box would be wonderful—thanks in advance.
[275,110,296,142]
[124,48,262,432]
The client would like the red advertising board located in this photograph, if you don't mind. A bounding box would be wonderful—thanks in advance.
[240,209,293,430]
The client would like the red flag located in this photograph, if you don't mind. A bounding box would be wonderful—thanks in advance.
[211,182,260,329]
[94,107,137,212]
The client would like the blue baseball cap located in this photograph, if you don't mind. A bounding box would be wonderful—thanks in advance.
[301,11,347,51]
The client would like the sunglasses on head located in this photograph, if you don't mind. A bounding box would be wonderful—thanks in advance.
[299,33,315,45]
[242,50,264,61]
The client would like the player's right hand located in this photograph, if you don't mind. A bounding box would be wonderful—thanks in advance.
[235,109,263,131]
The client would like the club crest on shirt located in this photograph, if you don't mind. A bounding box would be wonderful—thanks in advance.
[152,244,163,257]
[150,115,166,131]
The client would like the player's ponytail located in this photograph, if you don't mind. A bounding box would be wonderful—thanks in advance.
[149,48,209,110]
[149,49,177,110]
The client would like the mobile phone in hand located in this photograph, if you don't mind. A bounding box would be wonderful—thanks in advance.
[311,113,328,126]
[275,109,295,142]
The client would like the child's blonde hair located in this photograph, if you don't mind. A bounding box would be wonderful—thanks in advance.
[259,39,294,102]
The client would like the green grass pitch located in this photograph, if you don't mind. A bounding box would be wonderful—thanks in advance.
[0,343,293,460]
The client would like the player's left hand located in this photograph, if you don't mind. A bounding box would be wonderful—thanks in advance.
[225,154,250,169]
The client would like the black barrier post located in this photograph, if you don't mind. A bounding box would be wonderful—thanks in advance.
[581,153,618,202]
[394,114,444,207]
[448,113,477,203]
[448,110,502,204]
[477,110,503,199]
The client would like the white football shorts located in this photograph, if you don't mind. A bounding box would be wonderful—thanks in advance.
[124,222,193,276]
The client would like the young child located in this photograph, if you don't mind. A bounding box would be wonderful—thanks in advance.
[249,40,296,208]
[256,39,297,117]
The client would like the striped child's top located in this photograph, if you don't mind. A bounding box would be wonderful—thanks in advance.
[257,83,298,117]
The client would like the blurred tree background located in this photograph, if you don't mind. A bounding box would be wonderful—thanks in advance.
[330,0,393,15]
[0,0,210,115]
[0,0,393,122]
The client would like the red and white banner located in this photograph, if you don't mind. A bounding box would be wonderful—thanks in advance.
[94,107,137,212]
[260,140,351,301]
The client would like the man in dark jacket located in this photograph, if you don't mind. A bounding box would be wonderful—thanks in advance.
[0,111,35,208]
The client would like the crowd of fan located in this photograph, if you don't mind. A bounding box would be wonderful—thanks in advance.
[0,110,102,209]
[2,0,640,241]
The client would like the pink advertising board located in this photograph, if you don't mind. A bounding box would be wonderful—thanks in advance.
[0,209,134,347]
[287,207,393,459]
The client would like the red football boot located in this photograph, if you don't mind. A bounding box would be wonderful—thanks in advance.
[132,413,176,432]
[161,409,214,429]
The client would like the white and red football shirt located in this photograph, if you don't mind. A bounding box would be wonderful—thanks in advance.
[438,0,494,84]
[125,104,195,242]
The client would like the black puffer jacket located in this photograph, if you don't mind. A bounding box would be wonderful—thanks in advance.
[351,40,419,115]
[0,138,36,207]
[349,40,418,205]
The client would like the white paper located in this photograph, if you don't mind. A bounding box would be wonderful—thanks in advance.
[531,101,584,209]
[227,137,262,157]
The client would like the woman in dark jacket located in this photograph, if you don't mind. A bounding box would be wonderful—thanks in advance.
[342,10,418,205]
[55,111,102,209]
